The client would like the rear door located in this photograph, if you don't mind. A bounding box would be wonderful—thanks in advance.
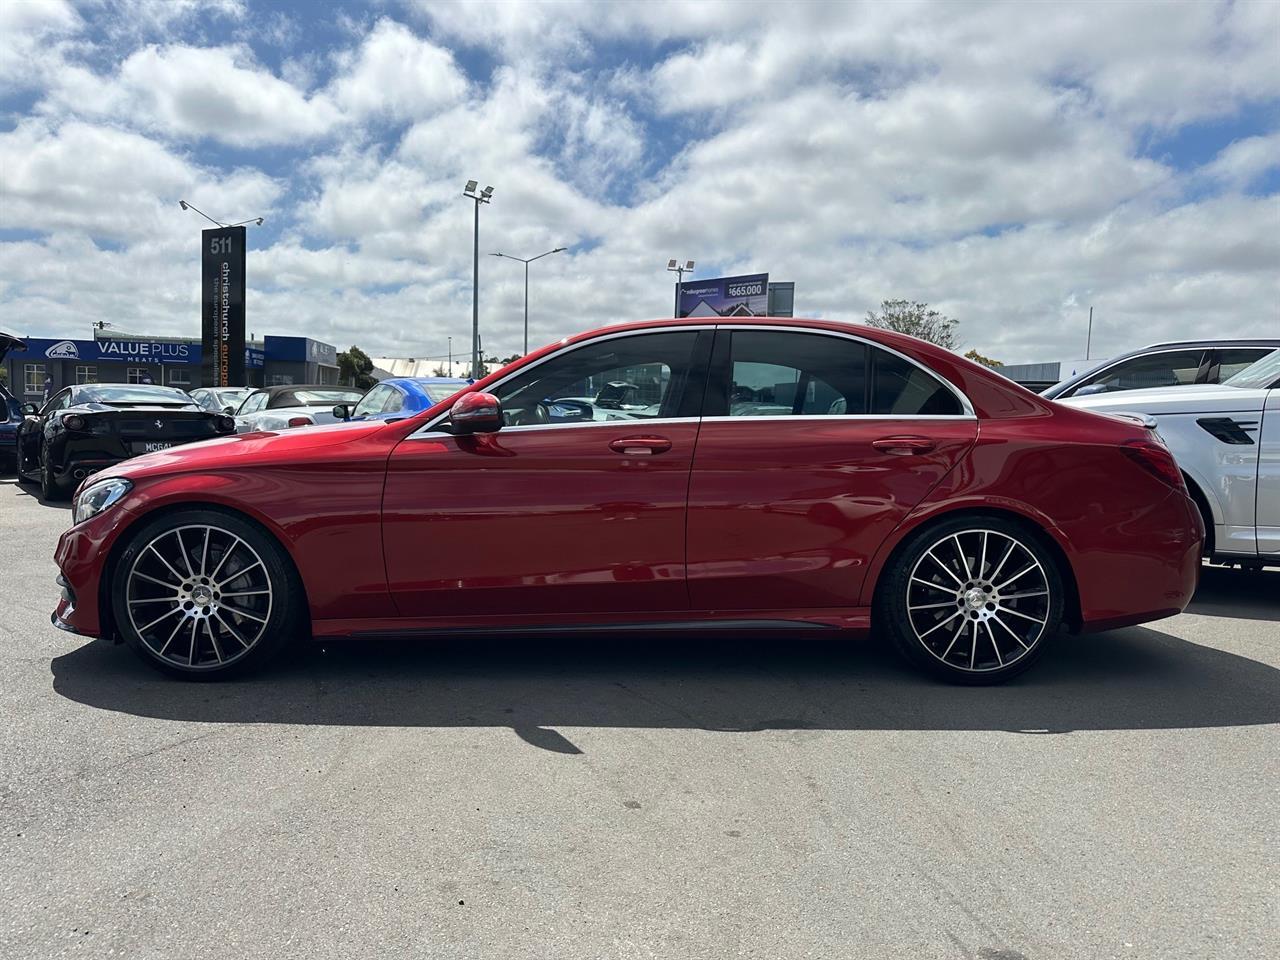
[1206,347,1271,385]
[1257,388,1280,556]
[686,327,978,612]
[382,329,712,620]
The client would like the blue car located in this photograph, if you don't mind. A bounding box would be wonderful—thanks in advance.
[1,332,27,470]
[345,377,472,422]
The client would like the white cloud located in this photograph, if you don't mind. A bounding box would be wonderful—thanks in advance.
[328,18,469,123]
[1201,133,1280,190]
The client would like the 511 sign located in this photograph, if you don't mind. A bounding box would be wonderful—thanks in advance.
[200,226,247,388]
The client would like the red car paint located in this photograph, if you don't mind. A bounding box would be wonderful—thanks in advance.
[53,318,1202,644]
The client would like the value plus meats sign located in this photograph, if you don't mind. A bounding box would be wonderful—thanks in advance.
[201,226,246,387]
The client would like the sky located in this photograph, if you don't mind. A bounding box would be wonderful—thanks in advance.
[0,0,1277,365]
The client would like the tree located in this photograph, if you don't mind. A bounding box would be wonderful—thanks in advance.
[963,348,1003,368]
[864,299,960,349]
[337,345,377,389]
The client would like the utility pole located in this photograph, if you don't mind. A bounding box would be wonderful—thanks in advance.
[461,181,494,380]
[1086,306,1093,360]
[667,259,695,317]
[491,248,567,354]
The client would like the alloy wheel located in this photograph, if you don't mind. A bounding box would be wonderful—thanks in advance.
[124,524,273,670]
[905,528,1052,674]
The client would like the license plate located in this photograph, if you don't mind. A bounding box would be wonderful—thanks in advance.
[134,441,174,454]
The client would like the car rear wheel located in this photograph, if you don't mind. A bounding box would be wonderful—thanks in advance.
[110,509,304,679]
[39,441,59,500]
[878,515,1064,684]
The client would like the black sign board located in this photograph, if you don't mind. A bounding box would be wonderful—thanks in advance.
[200,226,247,387]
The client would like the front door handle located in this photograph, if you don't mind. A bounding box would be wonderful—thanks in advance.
[609,436,672,456]
[871,436,936,455]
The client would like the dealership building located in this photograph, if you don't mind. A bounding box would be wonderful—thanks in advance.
[1,331,340,402]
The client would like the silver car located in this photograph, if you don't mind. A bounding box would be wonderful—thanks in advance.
[233,384,365,434]
[1059,350,1280,566]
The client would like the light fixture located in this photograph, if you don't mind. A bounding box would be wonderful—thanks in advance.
[465,179,478,194]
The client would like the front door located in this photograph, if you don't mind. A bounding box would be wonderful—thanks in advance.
[686,327,978,611]
[382,329,711,620]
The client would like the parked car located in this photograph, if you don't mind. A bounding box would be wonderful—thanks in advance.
[1042,338,1279,400]
[53,318,1202,683]
[1059,348,1280,566]
[1,332,26,471]
[233,384,365,433]
[190,386,254,415]
[16,382,235,499]
[340,377,471,422]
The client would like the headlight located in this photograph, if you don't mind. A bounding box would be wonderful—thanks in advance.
[72,477,133,525]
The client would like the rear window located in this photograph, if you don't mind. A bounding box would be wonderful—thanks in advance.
[422,383,468,404]
[274,389,364,407]
[81,385,195,405]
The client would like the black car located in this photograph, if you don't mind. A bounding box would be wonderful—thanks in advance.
[16,382,236,499]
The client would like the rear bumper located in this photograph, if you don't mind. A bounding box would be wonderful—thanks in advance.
[1073,488,1203,633]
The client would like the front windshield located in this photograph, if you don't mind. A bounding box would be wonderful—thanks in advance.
[1223,349,1280,390]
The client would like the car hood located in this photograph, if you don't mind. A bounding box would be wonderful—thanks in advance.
[102,417,392,482]
[1057,383,1268,415]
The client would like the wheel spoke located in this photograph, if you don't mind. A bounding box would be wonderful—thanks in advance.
[1001,589,1047,600]
[205,619,224,664]
[173,529,195,579]
[218,559,263,588]
[989,539,1018,583]
[991,613,1031,650]
[220,589,271,599]
[909,599,957,611]
[984,621,1003,666]
[969,620,978,669]
[952,535,972,579]
[996,563,1039,591]
[157,615,186,656]
[911,576,954,593]
[200,527,211,577]
[940,617,967,659]
[134,570,178,590]
[137,606,181,633]
[998,605,1046,625]
[213,610,252,649]
[188,618,199,665]
[919,609,963,638]
[208,535,244,583]
[225,605,267,624]
[925,550,964,586]
[129,595,180,604]
[978,531,989,580]
[146,545,186,584]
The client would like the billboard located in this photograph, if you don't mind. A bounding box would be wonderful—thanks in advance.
[201,226,247,386]
[677,273,769,319]
[11,338,264,369]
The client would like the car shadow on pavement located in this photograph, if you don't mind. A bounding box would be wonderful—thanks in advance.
[1187,565,1280,622]
[0,476,72,510]
[50,623,1280,753]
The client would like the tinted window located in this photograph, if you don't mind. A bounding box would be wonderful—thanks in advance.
[1212,348,1269,382]
[422,382,468,404]
[870,347,964,416]
[273,389,363,407]
[382,388,405,414]
[1075,350,1204,395]
[726,331,867,416]
[494,331,700,426]
[80,384,194,404]
[238,392,268,415]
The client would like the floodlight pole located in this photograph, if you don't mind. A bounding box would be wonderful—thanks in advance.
[1085,306,1093,360]
[491,248,567,354]
[462,182,493,379]
[667,260,694,318]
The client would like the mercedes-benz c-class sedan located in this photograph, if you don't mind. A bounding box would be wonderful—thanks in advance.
[52,318,1203,683]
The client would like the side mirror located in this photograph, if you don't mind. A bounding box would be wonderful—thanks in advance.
[332,403,354,421]
[20,403,38,416]
[449,392,503,434]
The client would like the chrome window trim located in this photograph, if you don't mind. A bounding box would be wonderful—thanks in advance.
[407,321,975,439]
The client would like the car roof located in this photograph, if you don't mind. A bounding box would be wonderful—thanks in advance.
[1140,338,1280,350]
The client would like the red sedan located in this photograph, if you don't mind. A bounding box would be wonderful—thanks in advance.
[52,318,1203,683]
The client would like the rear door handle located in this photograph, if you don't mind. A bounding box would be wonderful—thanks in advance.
[609,436,672,456]
[871,436,936,455]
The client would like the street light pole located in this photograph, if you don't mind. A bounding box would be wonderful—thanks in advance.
[448,336,452,376]
[491,247,567,355]
[666,259,696,317]
[462,181,494,379]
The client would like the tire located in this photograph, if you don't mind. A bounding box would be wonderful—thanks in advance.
[110,508,305,680]
[39,442,60,500]
[876,514,1065,684]
[16,438,37,485]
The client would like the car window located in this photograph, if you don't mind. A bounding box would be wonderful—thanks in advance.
[352,385,390,419]
[869,346,965,416]
[382,387,405,414]
[41,389,71,415]
[725,330,867,416]
[493,331,700,426]
[1073,350,1205,395]
[238,392,268,415]
[1211,348,1269,383]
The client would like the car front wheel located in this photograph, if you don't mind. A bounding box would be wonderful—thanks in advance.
[110,508,304,679]
[878,515,1065,684]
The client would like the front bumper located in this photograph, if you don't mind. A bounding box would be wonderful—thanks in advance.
[52,499,140,640]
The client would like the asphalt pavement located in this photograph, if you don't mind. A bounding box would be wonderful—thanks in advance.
[1,475,1276,960]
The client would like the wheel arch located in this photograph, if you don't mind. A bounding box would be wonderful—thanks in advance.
[865,504,1083,633]
[98,499,312,644]
[1180,470,1215,556]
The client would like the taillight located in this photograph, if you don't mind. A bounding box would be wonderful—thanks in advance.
[64,414,87,431]
[1121,438,1185,491]
[286,416,312,428]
